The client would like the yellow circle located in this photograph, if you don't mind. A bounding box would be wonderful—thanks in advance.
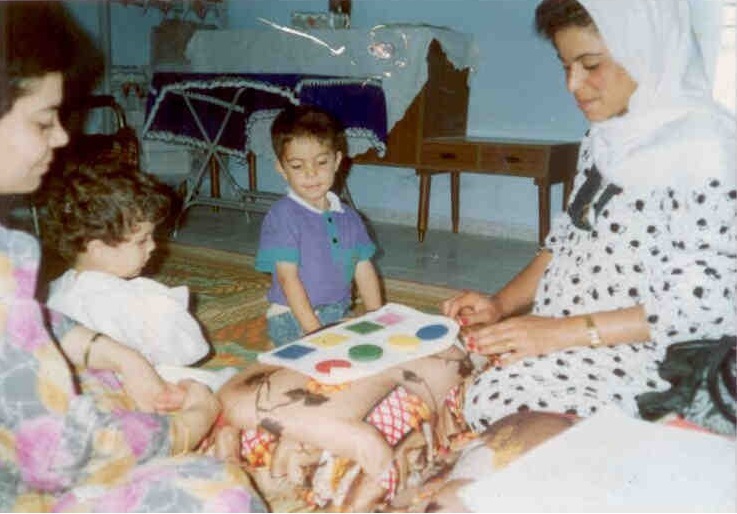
[388,334,420,351]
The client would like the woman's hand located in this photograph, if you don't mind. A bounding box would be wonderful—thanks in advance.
[179,379,220,421]
[170,379,222,454]
[441,291,505,326]
[154,382,187,412]
[462,314,578,365]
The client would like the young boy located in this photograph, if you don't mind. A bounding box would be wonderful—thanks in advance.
[256,104,383,346]
[43,165,234,389]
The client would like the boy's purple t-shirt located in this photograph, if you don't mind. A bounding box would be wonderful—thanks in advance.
[255,195,376,307]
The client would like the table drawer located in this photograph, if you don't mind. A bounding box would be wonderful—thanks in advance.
[480,145,547,175]
[420,141,477,168]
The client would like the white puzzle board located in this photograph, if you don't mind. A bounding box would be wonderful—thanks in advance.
[257,303,460,384]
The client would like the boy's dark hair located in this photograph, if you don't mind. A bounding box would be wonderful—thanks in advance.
[270,104,348,161]
[534,0,595,41]
[43,165,172,263]
[0,1,102,117]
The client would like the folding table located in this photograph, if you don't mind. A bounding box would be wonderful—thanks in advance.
[142,72,388,230]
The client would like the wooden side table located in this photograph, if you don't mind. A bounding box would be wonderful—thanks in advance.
[417,136,580,244]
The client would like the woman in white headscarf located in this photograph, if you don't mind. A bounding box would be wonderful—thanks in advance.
[442,0,735,434]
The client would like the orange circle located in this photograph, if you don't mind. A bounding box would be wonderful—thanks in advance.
[315,359,352,374]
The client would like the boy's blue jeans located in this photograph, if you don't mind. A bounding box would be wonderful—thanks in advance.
[267,300,351,347]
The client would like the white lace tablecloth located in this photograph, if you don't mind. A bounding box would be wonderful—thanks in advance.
[185,25,477,131]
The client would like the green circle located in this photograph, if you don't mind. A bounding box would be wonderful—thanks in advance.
[348,343,383,362]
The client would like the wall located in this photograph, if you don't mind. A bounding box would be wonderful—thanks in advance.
[63,0,730,241]
[224,0,585,240]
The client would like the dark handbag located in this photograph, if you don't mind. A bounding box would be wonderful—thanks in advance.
[636,335,736,434]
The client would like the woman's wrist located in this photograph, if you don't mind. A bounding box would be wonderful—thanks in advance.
[82,332,104,368]
[109,341,155,376]
[488,294,506,319]
[583,314,604,347]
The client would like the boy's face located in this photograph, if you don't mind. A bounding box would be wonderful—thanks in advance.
[276,136,342,210]
[87,221,157,279]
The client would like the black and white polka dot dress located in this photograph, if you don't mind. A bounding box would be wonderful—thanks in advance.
[463,130,737,432]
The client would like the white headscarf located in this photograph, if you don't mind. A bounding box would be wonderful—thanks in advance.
[577,0,735,190]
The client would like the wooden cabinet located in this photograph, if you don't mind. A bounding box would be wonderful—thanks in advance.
[353,39,470,168]
[350,40,580,245]
[418,137,580,244]
[478,145,548,177]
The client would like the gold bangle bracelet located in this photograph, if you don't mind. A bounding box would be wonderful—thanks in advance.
[83,332,103,368]
[584,315,603,347]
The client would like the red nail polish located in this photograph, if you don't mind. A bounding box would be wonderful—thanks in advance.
[459,317,468,326]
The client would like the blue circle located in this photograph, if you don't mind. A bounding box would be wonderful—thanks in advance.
[415,324,449,340]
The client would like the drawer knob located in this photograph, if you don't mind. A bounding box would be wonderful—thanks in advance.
[440,152,457,159]
[504,155,521,164]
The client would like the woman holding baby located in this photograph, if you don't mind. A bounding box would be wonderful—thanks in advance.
[0,2,263,510]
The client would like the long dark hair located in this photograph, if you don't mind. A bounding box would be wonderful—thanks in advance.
[0,1,102,117]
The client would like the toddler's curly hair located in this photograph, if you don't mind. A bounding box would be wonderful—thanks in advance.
[43,164,172,264]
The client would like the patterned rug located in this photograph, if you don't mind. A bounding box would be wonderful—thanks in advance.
[139,242,462,369]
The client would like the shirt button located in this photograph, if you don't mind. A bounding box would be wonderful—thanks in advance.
[327,217,333,223]
[332,238,338,244]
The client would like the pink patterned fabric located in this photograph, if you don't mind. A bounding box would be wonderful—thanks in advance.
[0,225,265,512]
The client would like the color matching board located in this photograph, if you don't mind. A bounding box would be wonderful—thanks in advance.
[258,303,460,384]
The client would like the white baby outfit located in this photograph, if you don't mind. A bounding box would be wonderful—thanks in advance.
[48,270,236,390]
[49,270,209,365]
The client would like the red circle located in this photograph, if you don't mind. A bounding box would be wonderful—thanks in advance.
[315,359,352,374]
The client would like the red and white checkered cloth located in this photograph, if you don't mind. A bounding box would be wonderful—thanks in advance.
[365,385,430,446]
[240,428,277,467]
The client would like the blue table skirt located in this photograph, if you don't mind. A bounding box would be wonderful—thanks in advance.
[143,72,388,160]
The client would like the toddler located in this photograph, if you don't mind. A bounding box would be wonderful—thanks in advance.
[256,104,383,346]
[43,164,233,389]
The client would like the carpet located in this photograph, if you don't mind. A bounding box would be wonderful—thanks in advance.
[139,242,462,369]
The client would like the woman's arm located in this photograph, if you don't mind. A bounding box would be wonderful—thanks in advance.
[443,250,553,324]
[276,262,321,334]
[354,260,382,312]
[466,305,651,365]
[61,327,220,453]
[59,325,168,412]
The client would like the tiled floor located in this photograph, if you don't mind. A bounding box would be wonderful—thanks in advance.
[171,205,537,294]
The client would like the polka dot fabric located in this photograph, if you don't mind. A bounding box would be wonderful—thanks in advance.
[463,131,736,432]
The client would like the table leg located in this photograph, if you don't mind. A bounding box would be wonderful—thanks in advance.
[247,151,258,191]
[417,171,431,243]
[535,178,551,245]
[450,171,460,233]
[209,155,221,212]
